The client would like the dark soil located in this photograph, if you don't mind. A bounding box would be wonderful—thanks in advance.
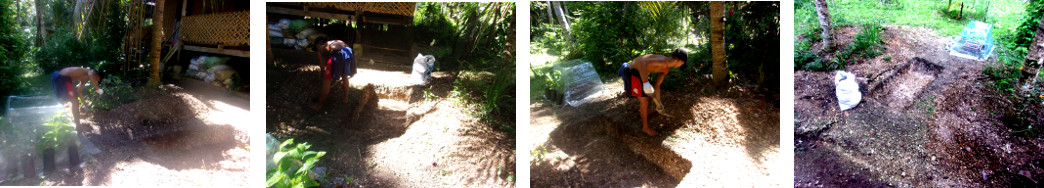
[795,25,1044,187]
[266,47,515,187]
[530,78,780,187]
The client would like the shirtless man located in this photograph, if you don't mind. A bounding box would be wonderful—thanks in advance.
[51,67,103,129]
[307,39,357,111]
[617,48,687,136]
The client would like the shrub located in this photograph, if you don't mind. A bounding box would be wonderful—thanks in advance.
[266,139,326,188]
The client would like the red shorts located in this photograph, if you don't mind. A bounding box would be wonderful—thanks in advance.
[621,68,648,98]
[323,58,334,79]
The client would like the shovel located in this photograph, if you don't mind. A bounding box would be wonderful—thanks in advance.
[652,98,674,118]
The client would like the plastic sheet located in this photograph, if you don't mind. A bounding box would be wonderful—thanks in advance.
[3,96,98,180]
[265,133,279,170]
[950,21,994,61]
[555,59,604,107]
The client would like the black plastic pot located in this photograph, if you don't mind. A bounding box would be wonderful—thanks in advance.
[67,144,80,170]
[21,154,34,178]
[41,148,55,173]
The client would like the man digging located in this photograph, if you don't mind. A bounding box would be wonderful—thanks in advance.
[307,39,358,111]
[51,67,103,131]
[617,48,687,136]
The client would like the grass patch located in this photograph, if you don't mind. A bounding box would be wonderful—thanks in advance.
[795,0,1026,38]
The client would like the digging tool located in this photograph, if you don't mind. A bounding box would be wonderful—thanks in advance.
[652,98,674,118]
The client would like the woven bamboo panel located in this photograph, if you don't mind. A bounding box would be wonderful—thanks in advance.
[298,2,415,17]
[304,2,367,11]
[181,10,250,46]
[366,2,416,16]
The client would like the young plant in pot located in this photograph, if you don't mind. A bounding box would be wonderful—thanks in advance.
[543,70,564,105]
[35,113,76,174]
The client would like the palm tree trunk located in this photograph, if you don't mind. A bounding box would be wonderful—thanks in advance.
[148,0,165,87]
[710,2,726,85]
[813,0,833,51]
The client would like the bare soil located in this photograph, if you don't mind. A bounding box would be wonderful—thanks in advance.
[266,47,515,187]
[2,78,252,186]
[530,78,780,187]
[795,25,1044,187]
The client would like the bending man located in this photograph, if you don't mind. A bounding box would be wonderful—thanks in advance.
[617,48,687,136]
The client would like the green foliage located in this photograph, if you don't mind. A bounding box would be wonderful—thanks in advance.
[35,0,132,82]
[1011,0,1044,57]
[86,73,138,110]
[536,2,779,91]
[0,0,30,100]
[266,139,326,188]
[482,68,516,135]
[982,55,1021,94]
[36,112,74,151]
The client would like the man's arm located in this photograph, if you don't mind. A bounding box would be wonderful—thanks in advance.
[76,81,85,99]
[654,73,666,100]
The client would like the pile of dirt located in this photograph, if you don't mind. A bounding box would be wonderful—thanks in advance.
[53,87,250,186]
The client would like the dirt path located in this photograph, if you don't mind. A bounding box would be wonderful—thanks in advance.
[795,25,1044,187]
[530,79,780,187]
[266,48,515,187]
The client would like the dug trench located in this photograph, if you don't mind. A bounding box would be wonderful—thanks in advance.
[266,47,516,187]
[795,25,1044,187]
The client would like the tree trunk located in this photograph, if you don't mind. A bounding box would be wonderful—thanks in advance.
[552,1,571,35]
[148,0,165,87]
[545,1,554,25]
[710,2,726,85]
[813,0,833,51]
[36,0,44,45]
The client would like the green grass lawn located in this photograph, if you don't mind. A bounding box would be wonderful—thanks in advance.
[796,0,1027,41]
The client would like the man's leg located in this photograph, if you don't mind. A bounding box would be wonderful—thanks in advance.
[638,97,657,136]
[341,76,350,103]
[309,78,333,111]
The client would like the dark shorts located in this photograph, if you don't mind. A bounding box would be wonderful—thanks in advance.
[323,47,356,80]
[620,65,648,98]
[51,71,76,102]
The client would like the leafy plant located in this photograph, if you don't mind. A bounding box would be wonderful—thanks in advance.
[266,139,326,188]
[37,112,74,151]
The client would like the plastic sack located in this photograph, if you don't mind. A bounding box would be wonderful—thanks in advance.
[268,30,284,38]
[555,59,604,107]
[412,53,437,85]
[949,21,994,61]
[834,71,862,111]
[277,19,291,30]
[267,23,283,32]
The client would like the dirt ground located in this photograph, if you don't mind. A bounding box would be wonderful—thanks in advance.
[530,78,781,187]
[795,25,1044,187]
[266,47,515,187]
[0,78,252,186]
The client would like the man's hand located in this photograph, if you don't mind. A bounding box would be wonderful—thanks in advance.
[642,82,655,95]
